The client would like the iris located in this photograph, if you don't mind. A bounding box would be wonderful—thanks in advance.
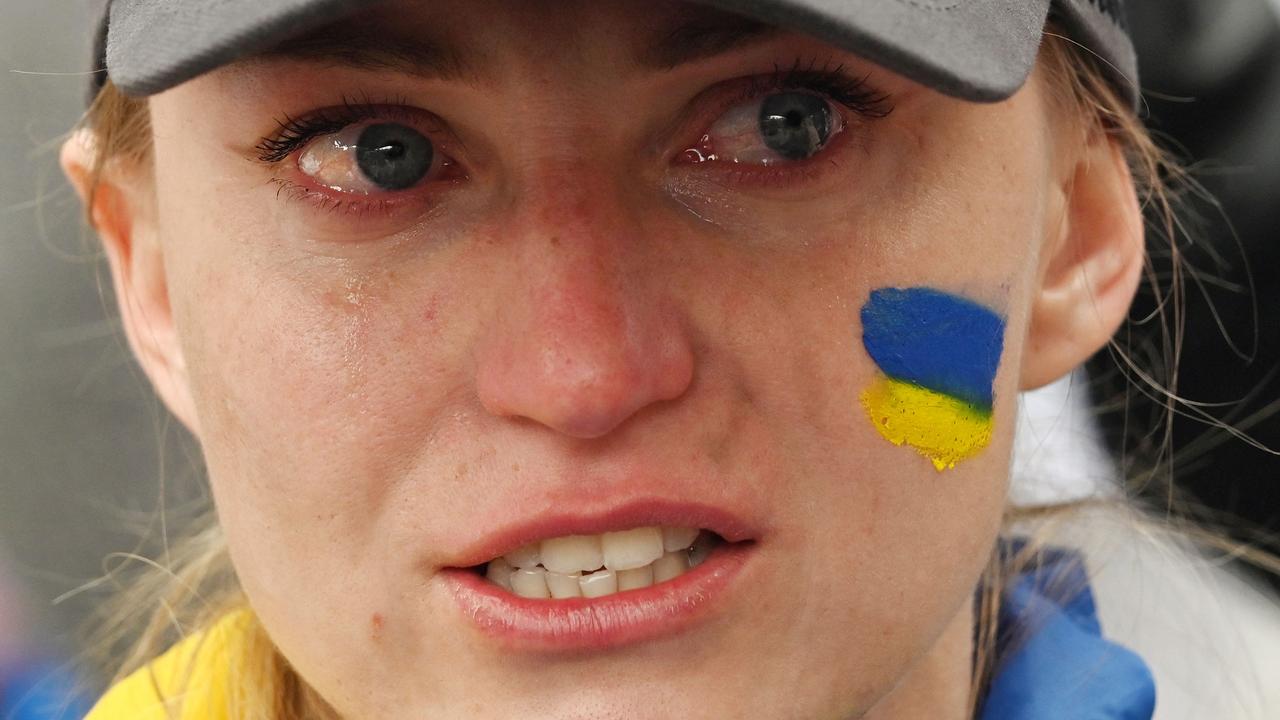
[758,93,833,161]
[355,123,434,190]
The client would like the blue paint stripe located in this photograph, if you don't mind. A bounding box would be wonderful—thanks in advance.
[861,287,1005,408]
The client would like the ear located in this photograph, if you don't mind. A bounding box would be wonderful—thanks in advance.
[60,129,201,434]
[1020,133,1145,391]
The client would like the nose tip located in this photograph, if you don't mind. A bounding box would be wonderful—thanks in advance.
[516,342,693,439]
[475,295,695,439]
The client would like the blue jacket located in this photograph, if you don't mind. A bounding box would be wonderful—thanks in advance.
[980,543,1157,719]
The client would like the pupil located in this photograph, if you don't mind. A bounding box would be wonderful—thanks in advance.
[356,123,433,191]
[758,93,832,161]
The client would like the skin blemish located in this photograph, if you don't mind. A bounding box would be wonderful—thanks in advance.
[859,287,1005,471]
[371,612,385,641]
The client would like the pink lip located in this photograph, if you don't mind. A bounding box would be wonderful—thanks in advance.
[444,497,763,569]
[439,496,764,651]
[443,539,754,652]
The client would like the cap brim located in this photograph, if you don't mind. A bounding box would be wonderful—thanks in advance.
[697,0,1052,102]
[107,0,375,96]
[107,0,1052,102]
[110,0,1111,105]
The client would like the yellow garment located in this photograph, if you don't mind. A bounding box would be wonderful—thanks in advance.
[85,611,250,720]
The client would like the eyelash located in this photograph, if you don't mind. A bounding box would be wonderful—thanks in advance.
[689,58,893,188]
[737,57,893,120]
[254,56,894,212]
[255,93,420,164]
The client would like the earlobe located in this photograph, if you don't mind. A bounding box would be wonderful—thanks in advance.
[60,130,202,434]
[1020,134,1145,391]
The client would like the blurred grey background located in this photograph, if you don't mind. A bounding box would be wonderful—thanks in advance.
[1,0,1278,702]
[1,0,204,679]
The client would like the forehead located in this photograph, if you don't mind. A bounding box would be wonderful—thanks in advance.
[245,0,789,85]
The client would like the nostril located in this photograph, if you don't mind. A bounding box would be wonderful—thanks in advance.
[478,345,689,439]
[552,395,641,439]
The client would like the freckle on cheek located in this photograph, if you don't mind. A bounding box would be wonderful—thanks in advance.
[423,293,441,324]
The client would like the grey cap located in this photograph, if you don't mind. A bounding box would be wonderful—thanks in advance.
[93,0,1138,106]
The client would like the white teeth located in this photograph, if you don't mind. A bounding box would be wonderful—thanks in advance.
[661,527,700,552]
[485,557,514,591]
[544,570,583,599]
[616,565,654,592]
[540,535,604,574]
[578,568,617,598]
[504,541,541,569]
[510,567,550,599]
[602,527,664,571]
[652,551,688,583]
[482,526,719,598]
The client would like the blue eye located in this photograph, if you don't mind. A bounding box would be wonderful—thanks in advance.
[297,121,442,194]
[355,123,434,190]
[758,93,835,161]
[687,91,846,167]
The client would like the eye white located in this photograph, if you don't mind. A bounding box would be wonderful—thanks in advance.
[298,125,376,194]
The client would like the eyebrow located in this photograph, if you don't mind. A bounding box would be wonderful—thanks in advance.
[258,22,471,82]
[256,7,786,82]
[638,9,784,70]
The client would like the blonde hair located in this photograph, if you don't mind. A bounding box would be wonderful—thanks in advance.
[75,30,1226,719]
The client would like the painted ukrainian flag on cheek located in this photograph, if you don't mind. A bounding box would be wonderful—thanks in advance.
[860,288,1006,471]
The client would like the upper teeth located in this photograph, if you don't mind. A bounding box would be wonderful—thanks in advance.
[483,526,709,599]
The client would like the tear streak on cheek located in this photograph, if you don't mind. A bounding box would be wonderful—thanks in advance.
[319,279,376,386]
[858,287,1006,472]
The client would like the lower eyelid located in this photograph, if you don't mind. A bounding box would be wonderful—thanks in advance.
[677,109,861,185]
[266,146,474,230]
[716,159,838,190]
[269,175,435,220]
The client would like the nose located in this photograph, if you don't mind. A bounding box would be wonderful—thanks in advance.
[473,172,696,440]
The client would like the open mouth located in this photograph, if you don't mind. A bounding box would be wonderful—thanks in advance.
[445,504,759,650]
[469,526,728,599]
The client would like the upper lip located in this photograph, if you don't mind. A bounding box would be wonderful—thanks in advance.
[444,494,765,569]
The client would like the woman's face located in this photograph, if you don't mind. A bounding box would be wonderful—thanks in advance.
[143,0,1067,716]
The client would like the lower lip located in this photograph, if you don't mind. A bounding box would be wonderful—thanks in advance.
[442,541,754,652]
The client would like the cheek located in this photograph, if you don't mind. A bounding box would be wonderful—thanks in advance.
[734,279,1009,707]
[746,103,1046,692]
[158,187,471,556]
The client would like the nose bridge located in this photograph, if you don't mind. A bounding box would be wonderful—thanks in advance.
[473,161,695,440]
[515,154,635,298]
[528,157,618,240]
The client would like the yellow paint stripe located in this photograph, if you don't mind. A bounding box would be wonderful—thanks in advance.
[861,376,993,471]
